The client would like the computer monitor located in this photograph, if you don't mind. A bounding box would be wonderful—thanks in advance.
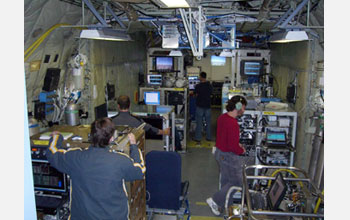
[267,173,287,210]
[211,55,226,66]
[240,60,264,76]
[32,161,68,193]
[95,103,108,120]
[266,131,286,143]
[155,57,173,72]
[144,91,161,105]
[147,74,162,86]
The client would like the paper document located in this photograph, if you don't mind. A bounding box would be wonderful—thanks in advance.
[39,132,74,140]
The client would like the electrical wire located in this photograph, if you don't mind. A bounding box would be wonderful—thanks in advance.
[257,151,267,165]
[313,190,324,214]
[267,169,304,188]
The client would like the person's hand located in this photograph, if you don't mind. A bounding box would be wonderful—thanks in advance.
[128,133,136,145]
[163,127,170,136]
[239,143,246,153]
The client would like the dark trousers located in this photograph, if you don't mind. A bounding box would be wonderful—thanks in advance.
[212,148,244,208]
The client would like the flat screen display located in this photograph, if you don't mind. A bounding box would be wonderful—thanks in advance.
[147,74,162,85]
[32,162,67,193]
[241,60,263,76]
[156,57,173,72]
[267,173,287,210]
[144,91,161,105]
[266,132,286,142]
[211,55,226,66]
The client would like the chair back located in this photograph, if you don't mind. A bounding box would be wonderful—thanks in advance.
[146,150,182,210]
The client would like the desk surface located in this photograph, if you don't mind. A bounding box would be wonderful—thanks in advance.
[109,105,174,118]
[31,125,130,149]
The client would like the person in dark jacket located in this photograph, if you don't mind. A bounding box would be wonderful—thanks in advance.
[193,71,213,143]
[46,117,145,220]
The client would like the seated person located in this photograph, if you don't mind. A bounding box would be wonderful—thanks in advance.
[113,95,183,152]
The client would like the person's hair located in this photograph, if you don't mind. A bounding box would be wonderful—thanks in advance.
[226,95,247,112]
[200,71,207,79]
[117,95,130,110]
[91,117,115,148]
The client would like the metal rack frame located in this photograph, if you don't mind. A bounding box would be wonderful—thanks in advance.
[226,164,324,220]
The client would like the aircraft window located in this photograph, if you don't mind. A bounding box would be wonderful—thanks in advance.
[44,55,50,63]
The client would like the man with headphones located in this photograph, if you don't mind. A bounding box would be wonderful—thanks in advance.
[206,95,247,216]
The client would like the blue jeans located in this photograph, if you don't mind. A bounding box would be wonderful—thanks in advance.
[195,107,211,141]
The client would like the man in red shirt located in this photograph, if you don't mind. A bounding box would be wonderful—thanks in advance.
[206,95,247,216]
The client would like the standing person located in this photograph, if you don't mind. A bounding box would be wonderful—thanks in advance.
[206,95,247,216]
[46,117,145,220]
[193,71,213,143]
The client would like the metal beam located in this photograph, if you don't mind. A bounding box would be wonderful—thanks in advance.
[106,4,126,29]
[280,0,309,28]
[180,7,205,58]
[179,8,198,56]
[273,7,293,28]
[82,0,108,26]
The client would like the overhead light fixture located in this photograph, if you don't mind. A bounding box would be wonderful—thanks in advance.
[269,30,309,43]
[169,50,183,56]
[219,50,233,57]
[80,29,132,41]
[152,0,190,8]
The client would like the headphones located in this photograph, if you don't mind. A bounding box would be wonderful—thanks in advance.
[235,102,242,110]
[235,97,243,110]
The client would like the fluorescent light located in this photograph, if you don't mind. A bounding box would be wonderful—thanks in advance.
[269,30,309,43]
[80,29,132,41]
[169,50,183,56]
[152,0,190,8]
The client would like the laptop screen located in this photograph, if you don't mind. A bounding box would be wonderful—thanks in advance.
[267,173,287,210]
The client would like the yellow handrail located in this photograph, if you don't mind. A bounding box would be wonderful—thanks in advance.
[24,23,81,61]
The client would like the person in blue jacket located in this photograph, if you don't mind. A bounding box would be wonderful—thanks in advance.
[46,117,145,220]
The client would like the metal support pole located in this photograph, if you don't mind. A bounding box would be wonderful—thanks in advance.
[82,0,85,26]
[103,1,107,21]
[180,9,199,56]
[307,0,310,27]
[172,111,175,151]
